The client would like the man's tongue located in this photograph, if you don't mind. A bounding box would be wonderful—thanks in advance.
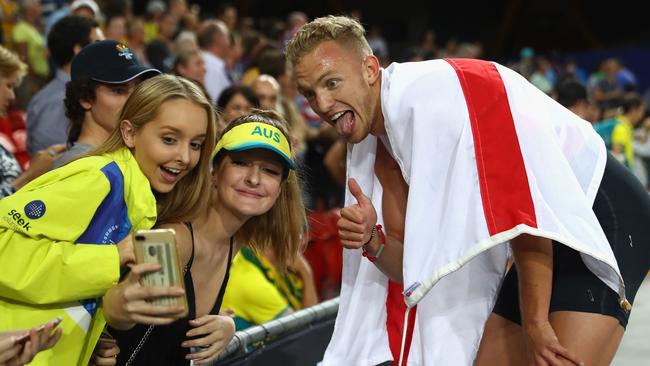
[336,111,354,136]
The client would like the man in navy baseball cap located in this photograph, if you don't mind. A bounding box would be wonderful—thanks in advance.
[71,40,159,83]
[55,40,160,168]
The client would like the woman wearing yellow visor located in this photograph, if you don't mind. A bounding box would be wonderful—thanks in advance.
[111,110,308,365]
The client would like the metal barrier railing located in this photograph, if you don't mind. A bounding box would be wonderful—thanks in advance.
[211,297,340,364]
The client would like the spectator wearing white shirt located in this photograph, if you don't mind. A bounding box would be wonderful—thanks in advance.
[26,15,102,155]
[197,20,231,105]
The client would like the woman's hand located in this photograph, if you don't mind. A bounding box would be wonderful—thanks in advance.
[88,338,119,366]
[0,322,62,366]
[182,315,235,365]
[116,235,135,268]
[103,263,187,330]
[523,319,583,366]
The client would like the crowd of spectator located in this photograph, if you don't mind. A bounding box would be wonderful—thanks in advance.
[0,0,648,363]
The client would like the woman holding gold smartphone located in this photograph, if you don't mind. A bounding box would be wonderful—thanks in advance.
[0,74,216,365]
[111,110,307,365]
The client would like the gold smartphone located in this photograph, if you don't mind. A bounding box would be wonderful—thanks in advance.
[133,228,188,316]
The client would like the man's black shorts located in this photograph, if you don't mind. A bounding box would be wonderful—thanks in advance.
[493,153,650,328]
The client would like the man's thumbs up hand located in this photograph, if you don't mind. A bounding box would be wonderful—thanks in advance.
[338,178,377,249]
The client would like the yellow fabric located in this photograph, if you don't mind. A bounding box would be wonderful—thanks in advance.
[0,147,157,365]
[11,20,48,77]
[143,22,158,42]
[1,2,18,48]
[214,122,295,169]
[611,115,634,168]
[240,67,260,86]
[221,251,293,327]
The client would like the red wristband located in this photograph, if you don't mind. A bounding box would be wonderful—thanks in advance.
[362,224,385,262]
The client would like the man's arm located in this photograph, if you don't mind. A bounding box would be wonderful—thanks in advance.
[511,234,583,366]
[511,234,553,327]
[365,140,408,282]
[338,141,406,283]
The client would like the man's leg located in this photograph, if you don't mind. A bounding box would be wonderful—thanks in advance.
[549,311,624,366]
[475,313,527,366]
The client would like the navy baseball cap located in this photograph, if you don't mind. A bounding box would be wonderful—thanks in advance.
[71,40,160,83]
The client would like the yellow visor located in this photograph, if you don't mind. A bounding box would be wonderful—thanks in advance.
[213,122,296,169]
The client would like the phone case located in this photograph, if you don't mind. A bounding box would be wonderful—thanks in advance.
[133,228,188,317]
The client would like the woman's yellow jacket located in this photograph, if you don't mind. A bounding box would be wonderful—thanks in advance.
[0,148,157,365]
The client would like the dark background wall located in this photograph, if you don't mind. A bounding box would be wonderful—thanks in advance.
[183,0,649,59]
[128,0,650,90]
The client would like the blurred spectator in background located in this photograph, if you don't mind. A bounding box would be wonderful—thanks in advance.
[104,14,127,43]
[236,30,267,81]
[173,48,206,88]
[227,31,244,81]
[198,20,231,105]
[554,78,590,120]
[251,73,306,158]
[249,47,308,158]
[12,0,48,108]
[1,45,29,197]
[251,74,279,111]
[216,3,238,32]
[457,41,483,59]
[216,85,259,131]
[70,0,99,20]
[611,93,646,169]
[1,45,65,198]
[27,15,101,156]
[282,11,307,47]
[438,36,460,58]
[633,114,650,190]
[562,58,588,84]
[143,0,165,42]
[591,58,625,116]
[616,60,638,92]
[167,0,187,22]
[529,56,555,95]
[144,11,177,73]
[515,46,535,79]
[175,4,200,53]
[367,25,389,66]
[125,17,148,65]
[417,29,438,60]
[45,0,101,36]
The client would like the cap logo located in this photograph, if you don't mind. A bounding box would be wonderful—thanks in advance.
[251,125,281,143]
[116,44,134,60]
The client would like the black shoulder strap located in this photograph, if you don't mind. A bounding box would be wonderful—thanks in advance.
[183,222,196,271]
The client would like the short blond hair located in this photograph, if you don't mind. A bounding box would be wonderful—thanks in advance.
[285,15,372,65]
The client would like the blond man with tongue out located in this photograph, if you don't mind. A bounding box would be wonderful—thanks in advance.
[287,15,648,366]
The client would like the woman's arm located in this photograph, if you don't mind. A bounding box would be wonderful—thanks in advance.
[0,232,122,304]
[0,165,132,304]
[291,254,319,308]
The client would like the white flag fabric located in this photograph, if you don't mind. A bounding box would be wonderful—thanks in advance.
[320,59,625,366]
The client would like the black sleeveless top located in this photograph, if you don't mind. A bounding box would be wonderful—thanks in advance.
[112,223,234,365]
